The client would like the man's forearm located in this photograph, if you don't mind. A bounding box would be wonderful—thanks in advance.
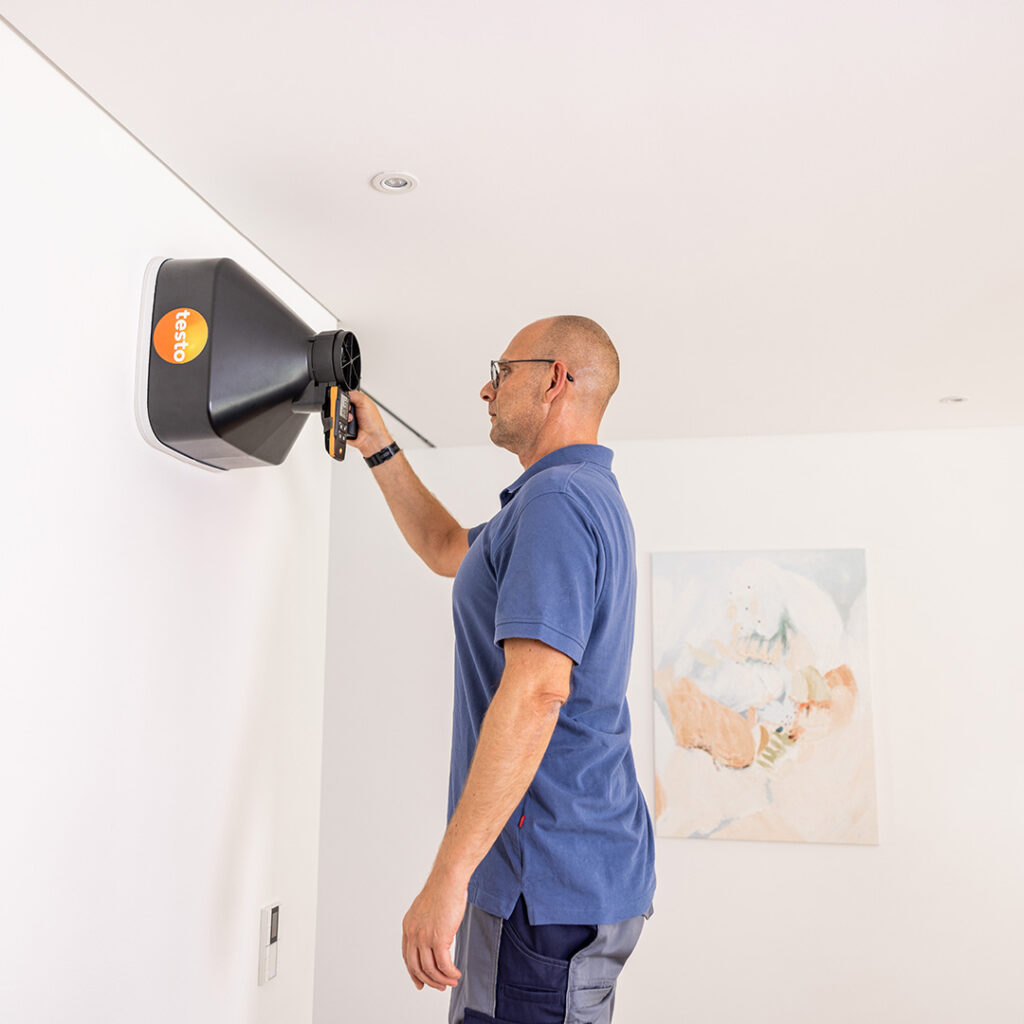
[347,391,466,575]
[366,451,465,576]
[429,669,563,888]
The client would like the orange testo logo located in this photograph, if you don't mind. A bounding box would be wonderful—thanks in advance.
[153,308,209,364]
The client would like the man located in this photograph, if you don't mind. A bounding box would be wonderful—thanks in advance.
[348,315,655,1024]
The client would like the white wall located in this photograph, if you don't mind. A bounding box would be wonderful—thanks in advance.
[316,427,1024,1023]
[0,24,336,1024]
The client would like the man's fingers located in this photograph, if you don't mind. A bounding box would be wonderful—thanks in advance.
[412,945,447,991]
[421,944,460,989]
[433,942,462,985]
[402,927,436,991]
[401,931,423,990]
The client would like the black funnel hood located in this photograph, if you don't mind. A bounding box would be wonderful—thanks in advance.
[141,258,360,470]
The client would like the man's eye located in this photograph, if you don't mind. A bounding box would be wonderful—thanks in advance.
[501,368,511,379]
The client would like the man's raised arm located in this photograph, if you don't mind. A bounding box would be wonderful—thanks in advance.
[346,390,468,577]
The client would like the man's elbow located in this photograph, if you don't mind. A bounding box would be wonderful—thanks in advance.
[500,637,573,711]
[537,691,568,717]
[494,675,567,717]
[523,680,570,718]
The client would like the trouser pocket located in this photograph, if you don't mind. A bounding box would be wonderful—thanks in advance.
[564,909,647,1024]
[568,983,613,1023]
[494,896,598,1024]
[495,919,573,1024]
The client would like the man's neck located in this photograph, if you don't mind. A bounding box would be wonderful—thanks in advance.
[517,431,600,470]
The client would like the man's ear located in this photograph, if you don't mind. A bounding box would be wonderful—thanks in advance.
[544,362,571,402]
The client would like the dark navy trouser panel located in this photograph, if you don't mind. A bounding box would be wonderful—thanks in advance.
[494,896,598,1024]
[450,899,649,1024]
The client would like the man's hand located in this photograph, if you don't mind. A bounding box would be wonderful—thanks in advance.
[346,389,392,457]
[401,871,466,991]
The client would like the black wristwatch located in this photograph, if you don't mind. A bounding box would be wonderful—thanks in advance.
[364,441,401,468]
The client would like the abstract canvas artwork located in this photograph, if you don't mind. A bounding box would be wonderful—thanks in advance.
[652,549,878,844]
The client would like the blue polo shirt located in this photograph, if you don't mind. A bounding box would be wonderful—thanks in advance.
[449,444,655,926]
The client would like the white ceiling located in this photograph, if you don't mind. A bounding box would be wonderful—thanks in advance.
[5,1,1023,447]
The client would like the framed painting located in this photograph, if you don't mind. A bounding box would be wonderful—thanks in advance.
[652,549,878,844]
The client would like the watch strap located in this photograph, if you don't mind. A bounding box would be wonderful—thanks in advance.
[364,441,401,468]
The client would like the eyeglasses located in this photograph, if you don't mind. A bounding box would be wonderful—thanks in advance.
[489,360,575,389]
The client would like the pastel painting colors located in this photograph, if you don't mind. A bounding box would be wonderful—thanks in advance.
[652,549,879,845]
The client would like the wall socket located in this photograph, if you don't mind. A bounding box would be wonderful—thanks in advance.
[258,904,279,985]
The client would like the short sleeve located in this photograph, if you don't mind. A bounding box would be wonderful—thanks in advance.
[493,491,598,664]
[467,523,487,547]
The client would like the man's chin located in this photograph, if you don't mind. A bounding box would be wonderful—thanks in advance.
[488,423,515,453]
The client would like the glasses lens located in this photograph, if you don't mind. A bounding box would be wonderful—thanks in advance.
[490,361,500,388]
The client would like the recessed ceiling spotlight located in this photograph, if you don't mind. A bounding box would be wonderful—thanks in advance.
[371,172,418,194]
[939,395,968,404]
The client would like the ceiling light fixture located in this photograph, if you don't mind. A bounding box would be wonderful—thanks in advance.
[371,172,418,194]
[939,395,968,404]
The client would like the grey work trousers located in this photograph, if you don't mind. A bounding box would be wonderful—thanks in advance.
[448,899,651,1024]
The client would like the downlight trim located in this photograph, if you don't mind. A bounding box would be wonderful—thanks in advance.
[371,172,418,193]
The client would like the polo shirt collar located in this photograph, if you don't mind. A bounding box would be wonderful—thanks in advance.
[499,444,613,508]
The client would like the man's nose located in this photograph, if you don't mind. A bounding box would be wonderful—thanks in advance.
[481,380,496,401]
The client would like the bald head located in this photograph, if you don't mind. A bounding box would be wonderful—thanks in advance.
[484,314,621,463]
[526,315,620,417]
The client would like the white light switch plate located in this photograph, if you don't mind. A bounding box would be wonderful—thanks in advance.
[259,904,279,985]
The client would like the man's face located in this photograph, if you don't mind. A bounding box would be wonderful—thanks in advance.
[480,328,548,453]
